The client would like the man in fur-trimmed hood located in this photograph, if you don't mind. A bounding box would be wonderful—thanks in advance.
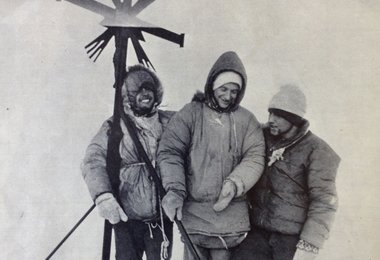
[158,51,265,260]
[81,64,175,260]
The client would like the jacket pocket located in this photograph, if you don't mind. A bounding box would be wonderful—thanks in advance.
[119,163,158,221]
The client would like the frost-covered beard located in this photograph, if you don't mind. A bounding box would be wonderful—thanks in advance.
[128,88,156,117]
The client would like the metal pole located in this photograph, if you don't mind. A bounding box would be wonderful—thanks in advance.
[101,27,129,260]
[45,204,96,260]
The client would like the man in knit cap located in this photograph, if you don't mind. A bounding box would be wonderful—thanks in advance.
[232,85,341,260]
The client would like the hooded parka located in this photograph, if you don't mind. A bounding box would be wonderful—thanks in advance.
[157,52,265,238]
[82,65,174,221]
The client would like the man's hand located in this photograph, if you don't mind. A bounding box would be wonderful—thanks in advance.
[162,191,184,222]
[293,248,317,260]
[95,193,128,224]
[213,179,237,212]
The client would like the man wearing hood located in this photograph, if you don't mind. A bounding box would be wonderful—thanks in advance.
[157,51,265,260]
[81,64,174,260]
[232,85,340,260]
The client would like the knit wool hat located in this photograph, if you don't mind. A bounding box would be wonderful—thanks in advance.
[212,71,243,90]
[268,84,307,118]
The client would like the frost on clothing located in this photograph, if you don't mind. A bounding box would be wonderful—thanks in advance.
[81,110,174,220]
[157,51,265,237]
[250,122,341,248]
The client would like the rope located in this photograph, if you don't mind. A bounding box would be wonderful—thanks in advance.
[159,197,170,260]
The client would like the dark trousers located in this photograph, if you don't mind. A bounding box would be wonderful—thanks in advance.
[231,226,299,260]
[113,218,173,260]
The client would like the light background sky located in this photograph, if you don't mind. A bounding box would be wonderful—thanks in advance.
[0,0,379,259]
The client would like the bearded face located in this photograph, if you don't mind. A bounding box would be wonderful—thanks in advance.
[128,86,156,116]
[123,73,157,116]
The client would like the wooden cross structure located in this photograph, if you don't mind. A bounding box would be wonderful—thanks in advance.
[58,0,184,65]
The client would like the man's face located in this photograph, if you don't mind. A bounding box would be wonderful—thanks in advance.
[213,83,240,109]
[131,87,155,115]
[268,112,293,136]
[125,75,156,116]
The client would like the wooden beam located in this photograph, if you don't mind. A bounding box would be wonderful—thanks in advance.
[142,27,184,47]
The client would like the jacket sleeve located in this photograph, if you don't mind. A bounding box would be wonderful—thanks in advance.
[157,104,194,199]
[81,120,113,201]
[228,115,265,197]
[158,109,176,128]
[300,144,341,248]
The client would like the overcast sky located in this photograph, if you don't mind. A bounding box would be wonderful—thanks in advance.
[1,0,380,259]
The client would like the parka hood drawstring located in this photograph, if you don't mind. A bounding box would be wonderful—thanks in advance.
[228,112,238,152]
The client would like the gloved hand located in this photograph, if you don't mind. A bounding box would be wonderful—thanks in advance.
[213,179,237,212]
[293,248,317,260]
[162,191,184,222]
[95,193,128,224]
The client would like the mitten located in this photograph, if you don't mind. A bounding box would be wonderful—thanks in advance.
[95,193,128,224]
[213,179,237,212]
[162,191,184,222]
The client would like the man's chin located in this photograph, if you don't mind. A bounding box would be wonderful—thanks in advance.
[217,102,231,109]
[132,105,154,116]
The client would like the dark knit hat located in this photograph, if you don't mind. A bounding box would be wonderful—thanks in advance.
[268,108,306,126]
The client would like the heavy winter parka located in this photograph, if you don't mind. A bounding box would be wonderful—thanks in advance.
[81,64,175,221]
[250,122,340,248]
[82,110,174,220]
[157,52,265,237]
